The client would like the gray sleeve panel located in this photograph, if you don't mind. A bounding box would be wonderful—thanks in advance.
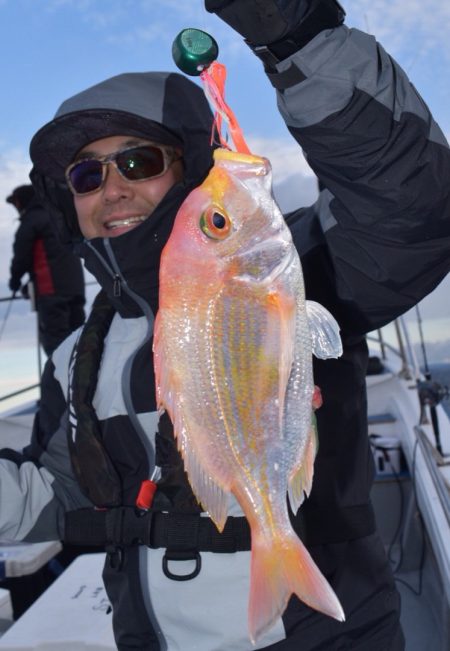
[39,409,94,511]
[270,24,450,335]
[275,26,448,146]
[314,189,337,233]
[0,459,58,540]
[23,497,66,542]
[0,410,92,542]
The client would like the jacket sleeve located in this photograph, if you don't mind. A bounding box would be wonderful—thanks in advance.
[9,218,35,288]
[270,26,450,334]
[0,358,93,542]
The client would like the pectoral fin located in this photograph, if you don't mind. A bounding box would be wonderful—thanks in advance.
[306,300,342,359]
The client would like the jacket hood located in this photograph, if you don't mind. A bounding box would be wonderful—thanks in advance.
[29,71,215,317]
[6,184,35,210]
[19,195,45,220]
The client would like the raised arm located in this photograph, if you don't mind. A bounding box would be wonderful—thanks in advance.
[208,0,450,333]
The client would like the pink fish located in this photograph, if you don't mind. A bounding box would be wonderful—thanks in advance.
[154,148,344,642]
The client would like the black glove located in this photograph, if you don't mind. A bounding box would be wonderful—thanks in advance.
[8,277,20,293]
[206,0,345,64]
[20,283,29,299]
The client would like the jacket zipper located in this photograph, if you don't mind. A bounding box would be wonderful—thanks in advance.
[101,239,159,477]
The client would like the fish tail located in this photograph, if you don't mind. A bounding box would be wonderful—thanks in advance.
[248,532,345,644]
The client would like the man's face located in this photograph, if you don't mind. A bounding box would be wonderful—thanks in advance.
[72,135,183,239]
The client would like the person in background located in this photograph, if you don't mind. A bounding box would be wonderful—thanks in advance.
[0,1,449,649]
[7,184,85,356]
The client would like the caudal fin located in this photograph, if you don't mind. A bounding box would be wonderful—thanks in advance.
[248,533,345,644]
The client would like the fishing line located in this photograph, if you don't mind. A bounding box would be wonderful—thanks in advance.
[0,295,15,343]
[197,0,209,33]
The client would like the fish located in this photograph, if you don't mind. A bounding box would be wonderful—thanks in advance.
[153,147,344,643]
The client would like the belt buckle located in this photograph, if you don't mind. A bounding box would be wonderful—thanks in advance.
[162,549,202,581]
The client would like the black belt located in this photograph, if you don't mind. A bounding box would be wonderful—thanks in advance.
[64,509,252,552]
[65,509,254,580]
[64,502,375,551]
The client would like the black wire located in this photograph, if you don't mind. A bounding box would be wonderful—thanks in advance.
[393,439,426,597]
[385,451,405,572]
[370,438,406,571]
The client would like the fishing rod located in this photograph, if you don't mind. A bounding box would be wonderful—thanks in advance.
[0,293,16,342]
[0,294,23,302]
[415,304,449,456]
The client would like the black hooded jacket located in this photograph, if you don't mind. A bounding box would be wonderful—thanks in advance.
[9,195,84,298]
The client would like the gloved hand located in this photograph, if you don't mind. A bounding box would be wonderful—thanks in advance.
[205,0,345,54]
[20,283,29,299]
[8,277,20,293]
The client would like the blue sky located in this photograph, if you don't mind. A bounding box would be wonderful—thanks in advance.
[0,0,450,397]
[1,1,450,157]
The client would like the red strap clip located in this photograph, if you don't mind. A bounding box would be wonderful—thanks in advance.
[135,479,157,511]
[312,385,323,410]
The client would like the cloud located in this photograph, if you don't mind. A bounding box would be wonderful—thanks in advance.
[247,135,319,211]
[346,1,450,63]
[0,148,32,198]
[0,148,32,291]
[33,0,450,64]
[46,0,208,40]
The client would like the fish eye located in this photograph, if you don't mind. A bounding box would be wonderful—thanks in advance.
[212,212,226,229]
[200,207,231,240]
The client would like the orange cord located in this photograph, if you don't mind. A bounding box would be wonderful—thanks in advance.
[200,62,251,155]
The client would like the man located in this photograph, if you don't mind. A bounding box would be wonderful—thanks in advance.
[1,1,449,649]
[7,184,85,356]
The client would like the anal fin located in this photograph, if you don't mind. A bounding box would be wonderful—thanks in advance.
[288,416,318,514]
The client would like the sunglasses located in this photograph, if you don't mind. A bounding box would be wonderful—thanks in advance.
[65,144,181,196]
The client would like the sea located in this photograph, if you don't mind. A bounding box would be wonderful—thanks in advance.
[1,305,450,416]
[425,362,450,418]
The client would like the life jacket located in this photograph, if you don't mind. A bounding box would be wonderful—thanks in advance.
[64,290,376,566]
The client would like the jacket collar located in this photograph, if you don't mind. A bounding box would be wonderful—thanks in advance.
[78,181,193,318]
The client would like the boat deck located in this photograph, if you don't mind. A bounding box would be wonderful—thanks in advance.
[372,473,450,650]
[1,366,450,649]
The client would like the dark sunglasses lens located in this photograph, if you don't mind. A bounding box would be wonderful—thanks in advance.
[116,146,166,180]
[69,160,103,194]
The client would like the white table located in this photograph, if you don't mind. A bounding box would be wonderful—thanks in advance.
[0,542,62,580]
[0,553,115,650]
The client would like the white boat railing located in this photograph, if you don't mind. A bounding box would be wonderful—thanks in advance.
[0,280,100,408]
[416,427,450,524]
[0,293,42,405]
[367,317,423,381]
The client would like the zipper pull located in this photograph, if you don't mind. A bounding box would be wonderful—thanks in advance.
[113,274,122,297]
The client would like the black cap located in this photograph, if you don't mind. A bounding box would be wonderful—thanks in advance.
[6,185,35,209]
[30,73,186,182]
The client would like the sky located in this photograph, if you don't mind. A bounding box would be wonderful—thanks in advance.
[1,0,450,401]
